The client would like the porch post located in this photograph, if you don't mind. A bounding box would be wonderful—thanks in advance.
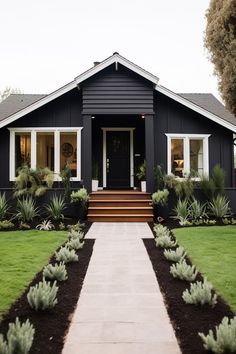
[145,114,155,193]
[82,115,92,192]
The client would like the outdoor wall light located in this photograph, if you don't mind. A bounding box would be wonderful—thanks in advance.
[141,114,145,119]
[91,115,95,119]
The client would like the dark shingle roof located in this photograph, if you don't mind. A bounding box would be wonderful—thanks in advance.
[179,93,236,126]
[0,94,46,122]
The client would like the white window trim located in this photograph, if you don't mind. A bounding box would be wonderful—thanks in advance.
[8,127,83,182]
[165,133,211,178]
[101,127,135,188]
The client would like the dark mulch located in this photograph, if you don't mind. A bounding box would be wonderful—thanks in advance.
[0,222,94,354]
[144,224,234,354]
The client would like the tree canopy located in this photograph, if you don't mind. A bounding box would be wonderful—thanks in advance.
[0,87,22,103]
[205,0,236,115]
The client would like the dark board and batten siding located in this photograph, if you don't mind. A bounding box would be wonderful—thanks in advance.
[82,64,154,115]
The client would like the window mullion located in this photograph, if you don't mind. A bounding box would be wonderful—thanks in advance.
[184,137,190,175]
[31,130,36,169]
[54,131,60,180]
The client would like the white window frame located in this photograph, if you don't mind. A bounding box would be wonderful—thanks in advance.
[8,127,83,181]
[165,133,211,178]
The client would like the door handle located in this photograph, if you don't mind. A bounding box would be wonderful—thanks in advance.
[106,158,110,173]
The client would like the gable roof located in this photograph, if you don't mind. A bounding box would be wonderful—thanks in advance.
[0,94,45,122]
[0,53,235,132]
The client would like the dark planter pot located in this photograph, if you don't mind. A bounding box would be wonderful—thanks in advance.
[64,202,88,220]
[153,204,169,221]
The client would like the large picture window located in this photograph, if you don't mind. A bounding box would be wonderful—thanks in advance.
[166,134,210,178]
[9,128,82,181]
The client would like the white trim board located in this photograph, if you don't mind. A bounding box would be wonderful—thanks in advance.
[102,128,135,188]
[0,53,235,133]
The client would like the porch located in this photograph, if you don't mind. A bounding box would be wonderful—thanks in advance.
[81,114,155,193]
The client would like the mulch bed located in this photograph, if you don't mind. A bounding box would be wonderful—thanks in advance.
[0,221,94,353]
[144,222,235,354]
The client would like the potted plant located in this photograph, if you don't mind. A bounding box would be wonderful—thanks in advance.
[136,161,146,192]
[152,188,169,220]
[70,188,89,220]
[92,161,99,192]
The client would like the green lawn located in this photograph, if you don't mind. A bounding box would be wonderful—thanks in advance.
[0,230,67,319]
[173,226,236,312]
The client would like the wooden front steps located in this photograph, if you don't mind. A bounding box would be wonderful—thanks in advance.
[88,190,153,222]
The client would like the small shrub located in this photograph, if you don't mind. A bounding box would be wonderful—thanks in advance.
[222,218,231,225]
[199,316,236,353]
[0,193,9,221]
[19,222,31,230]
[14,165,54,198]
[0,220,14,230]
[170,259,197,282]
[70,188,89,204]
[67,221,84,232]
[152,189,169,206]
[0,317,35,354]
[155,235,176,248]
[15,197,39,223]
[174,198,190,226]
[173,176,194,200]
[208,195,231,218]
[68,230,84,240]
[208,219,217,225]
[164,246,186,262]
[59,222,66,230]
[212,164,225,195]
[200,174,216,200]
[55,247,78,263]
[43,262,67,281]
[182,279,217,307]
[27,280,58,311]
[153,224,171,238]
[36,220,55,231]
[66,238,84,250]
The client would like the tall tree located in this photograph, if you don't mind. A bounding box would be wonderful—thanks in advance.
[205,0,236,115]
[0,87,22,103]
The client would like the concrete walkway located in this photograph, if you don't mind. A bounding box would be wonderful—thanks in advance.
[62,223,181,354]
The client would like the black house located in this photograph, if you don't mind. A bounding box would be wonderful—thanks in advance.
[0,53,235,207]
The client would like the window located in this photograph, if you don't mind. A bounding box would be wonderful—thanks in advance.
[166,134,210,178]
[15,132,31,170]
[9,128,82,181]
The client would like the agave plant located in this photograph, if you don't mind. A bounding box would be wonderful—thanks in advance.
[208,195,231,218]
[45,195,66,220]
[189,197,208,221]
[173,198,190,226]
[15,197,39,223]
[0,193,9,221]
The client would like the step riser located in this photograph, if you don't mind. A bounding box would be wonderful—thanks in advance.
[90,194,151,201]
[88,216,153,222]
[89,209,153,215]
[89,201,152,207]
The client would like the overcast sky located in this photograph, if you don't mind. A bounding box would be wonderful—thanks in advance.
[0,0,220,100]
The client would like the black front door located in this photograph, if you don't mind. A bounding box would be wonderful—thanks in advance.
[106,131,130,188]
